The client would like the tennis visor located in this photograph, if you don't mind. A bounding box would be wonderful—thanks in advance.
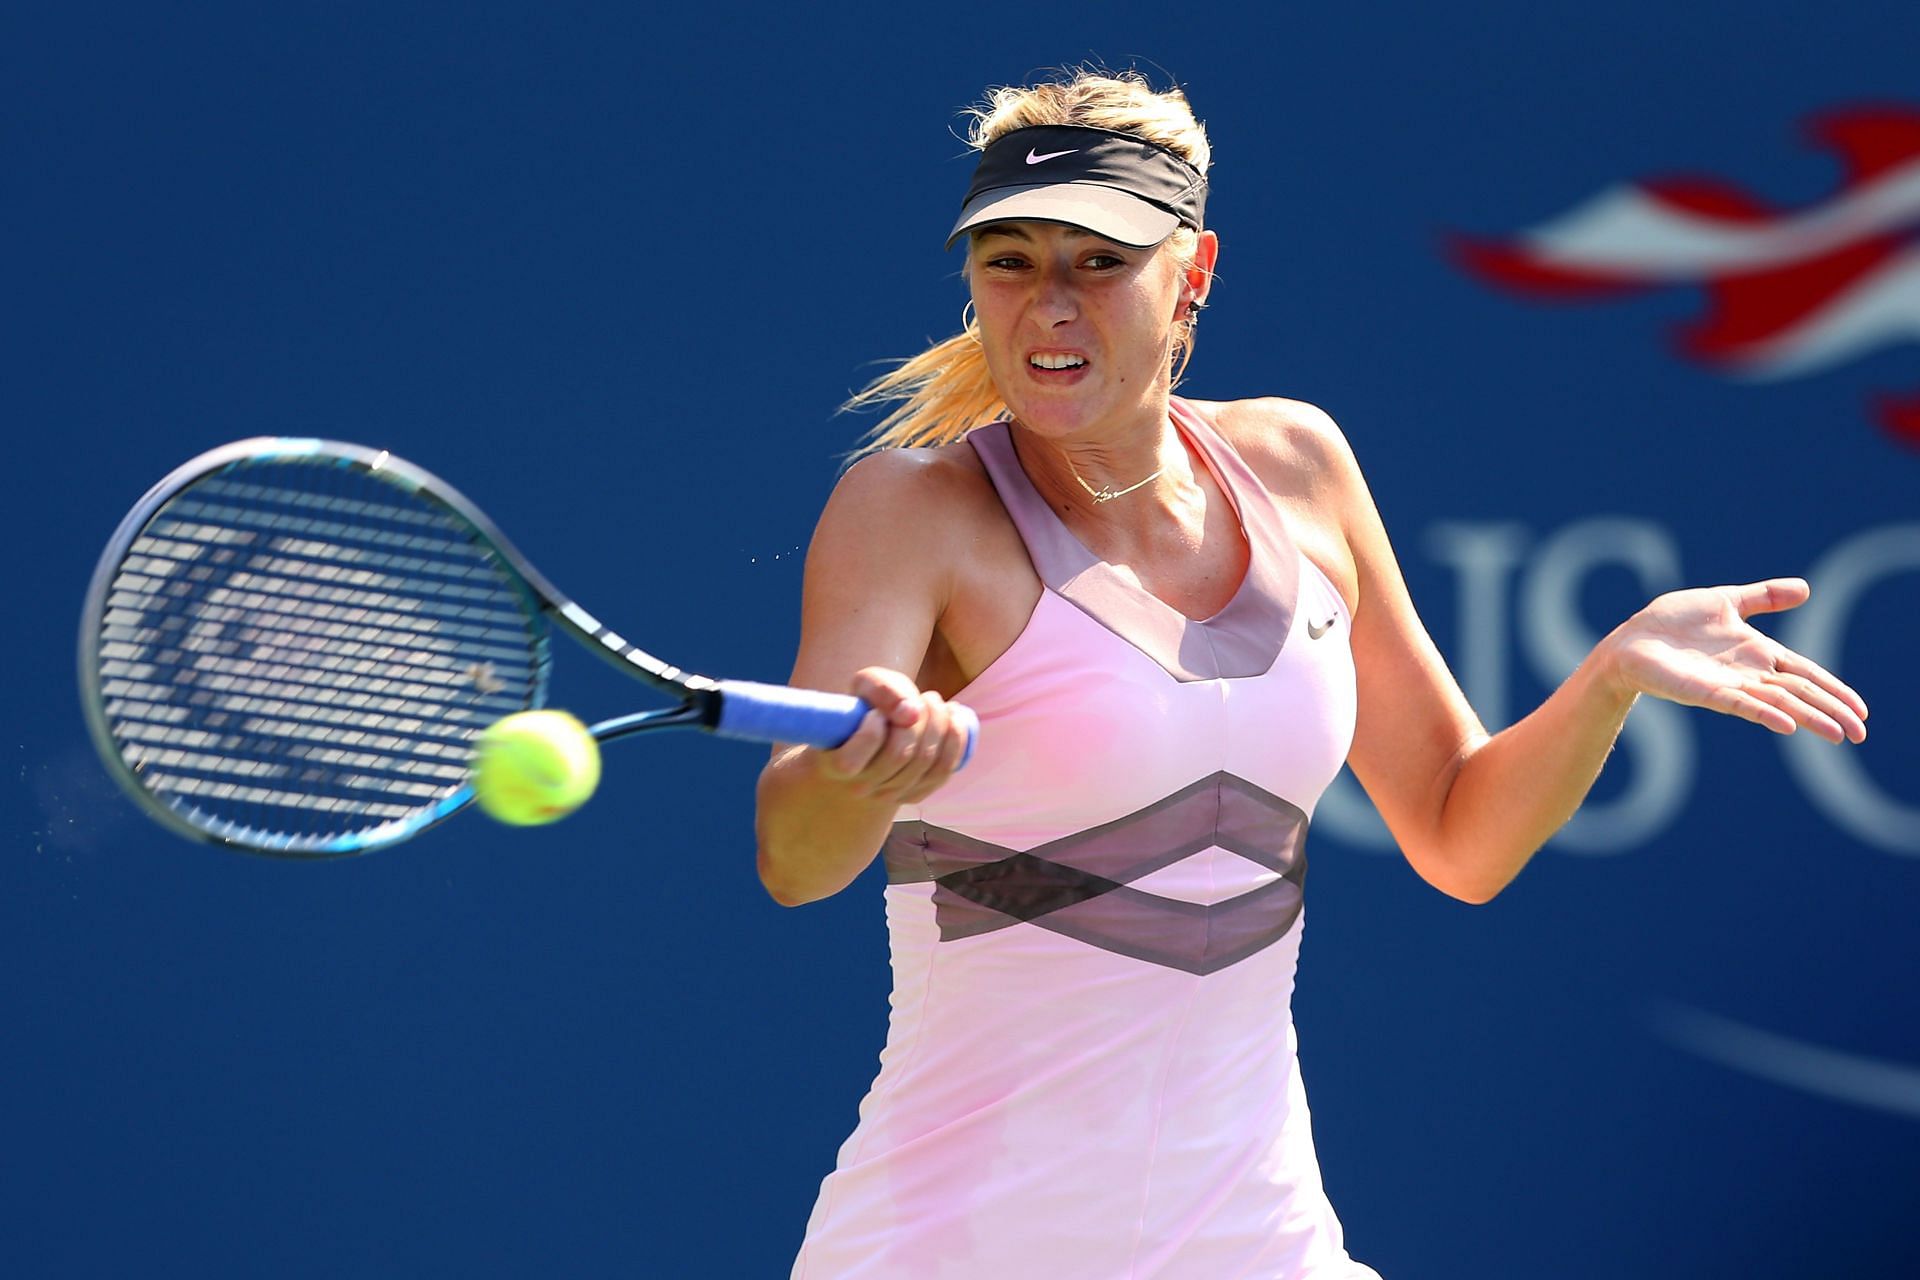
[946,124,1208,250]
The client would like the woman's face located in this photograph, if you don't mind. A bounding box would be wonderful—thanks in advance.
[966,221,1214,441]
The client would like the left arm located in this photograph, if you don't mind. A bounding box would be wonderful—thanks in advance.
[1243,401,1869,903]
[1380,577,1866,903]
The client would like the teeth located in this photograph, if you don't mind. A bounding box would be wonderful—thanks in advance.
[1030,353,1086,370]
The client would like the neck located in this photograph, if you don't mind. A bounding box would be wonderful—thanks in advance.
[1009,398,1191,519]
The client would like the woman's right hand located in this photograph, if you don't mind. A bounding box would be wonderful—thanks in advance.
[813,667,972,806]
[754,448,980,905]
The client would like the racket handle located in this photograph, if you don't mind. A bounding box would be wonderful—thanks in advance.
[712,680,978,769]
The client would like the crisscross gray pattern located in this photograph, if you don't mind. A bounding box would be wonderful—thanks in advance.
[884,772,1309,975]
[92,461,541,847]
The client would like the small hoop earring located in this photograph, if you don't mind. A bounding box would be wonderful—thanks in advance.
[960,300,979,338]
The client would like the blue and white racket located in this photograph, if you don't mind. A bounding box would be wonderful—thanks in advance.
[79,437,975,858]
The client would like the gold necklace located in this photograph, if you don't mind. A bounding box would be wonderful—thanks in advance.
[1069,460,1166,504]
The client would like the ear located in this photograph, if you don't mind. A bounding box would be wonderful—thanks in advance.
[1185,230,1220,305]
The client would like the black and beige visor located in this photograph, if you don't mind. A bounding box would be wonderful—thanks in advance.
[946,124,1208,250]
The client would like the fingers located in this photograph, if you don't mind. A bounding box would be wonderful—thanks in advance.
[1756,670,1868,744]
[1773,648,1871,724]
[898,692,974,805]
[1743,677,1845,742]
[1702,665,1867,745]
[815,706,894,779]
[1716,580,1869,744]
[817,668,970,802]
[1704,683,1799,736]
[819,667,927,776]
[1729,577,1810,619]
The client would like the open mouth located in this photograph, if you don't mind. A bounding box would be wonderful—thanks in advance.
[1029,353,1087,371]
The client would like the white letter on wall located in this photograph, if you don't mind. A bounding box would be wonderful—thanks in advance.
[1780,524,1920,855]
[1518,518,1693,853]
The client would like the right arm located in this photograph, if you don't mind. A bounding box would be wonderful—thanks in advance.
[754,451,973,906]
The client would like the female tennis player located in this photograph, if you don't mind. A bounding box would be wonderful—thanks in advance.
[754,70,1868,1279]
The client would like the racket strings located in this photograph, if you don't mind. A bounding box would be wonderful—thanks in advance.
[105,572,535,652]
[94,463,544,848]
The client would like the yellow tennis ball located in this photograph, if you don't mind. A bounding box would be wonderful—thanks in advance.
[471,710,601,826]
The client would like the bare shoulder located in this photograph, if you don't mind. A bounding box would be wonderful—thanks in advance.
[796,435,1032,698]
[807,438,1014,612]
[834,438,997,502]
[1182,396,1370,609]
[1183,396,1362,498]
[819,439,1002,552]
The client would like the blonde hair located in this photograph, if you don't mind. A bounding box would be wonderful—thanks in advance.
[847,69,1212,454]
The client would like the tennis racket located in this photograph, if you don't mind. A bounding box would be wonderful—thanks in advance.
[79,437,976,858]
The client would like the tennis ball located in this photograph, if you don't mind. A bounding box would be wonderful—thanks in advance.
[471,710,601,826]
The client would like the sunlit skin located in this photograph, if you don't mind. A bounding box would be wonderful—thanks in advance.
[755,214,1870,908]
[966,222,1218,503]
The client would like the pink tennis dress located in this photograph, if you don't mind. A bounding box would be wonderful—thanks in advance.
[792,399,1378,1279]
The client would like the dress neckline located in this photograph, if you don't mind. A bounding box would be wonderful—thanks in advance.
[967,397,1302,683]
[1008,399,1254,627]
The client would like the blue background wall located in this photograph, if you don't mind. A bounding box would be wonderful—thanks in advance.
[7,4,1914,1275]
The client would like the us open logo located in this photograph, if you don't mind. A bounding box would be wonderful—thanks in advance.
[1433,105,1920,1121]
[1452,105,1920,448]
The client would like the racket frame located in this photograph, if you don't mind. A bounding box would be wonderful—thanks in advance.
[79,438,731,856]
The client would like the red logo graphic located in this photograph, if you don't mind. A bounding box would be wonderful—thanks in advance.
[1452,106,1920,448]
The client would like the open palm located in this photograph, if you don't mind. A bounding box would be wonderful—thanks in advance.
[1611,578,1868,744]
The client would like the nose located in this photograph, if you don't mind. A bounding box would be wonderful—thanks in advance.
[1030,265,1077,328]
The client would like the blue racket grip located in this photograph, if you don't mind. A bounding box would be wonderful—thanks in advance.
[712,680,978,769]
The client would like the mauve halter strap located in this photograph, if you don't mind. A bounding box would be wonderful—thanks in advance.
[967,398,1299,682]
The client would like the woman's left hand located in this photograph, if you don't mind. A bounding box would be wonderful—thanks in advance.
[1606,578,1869,744]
